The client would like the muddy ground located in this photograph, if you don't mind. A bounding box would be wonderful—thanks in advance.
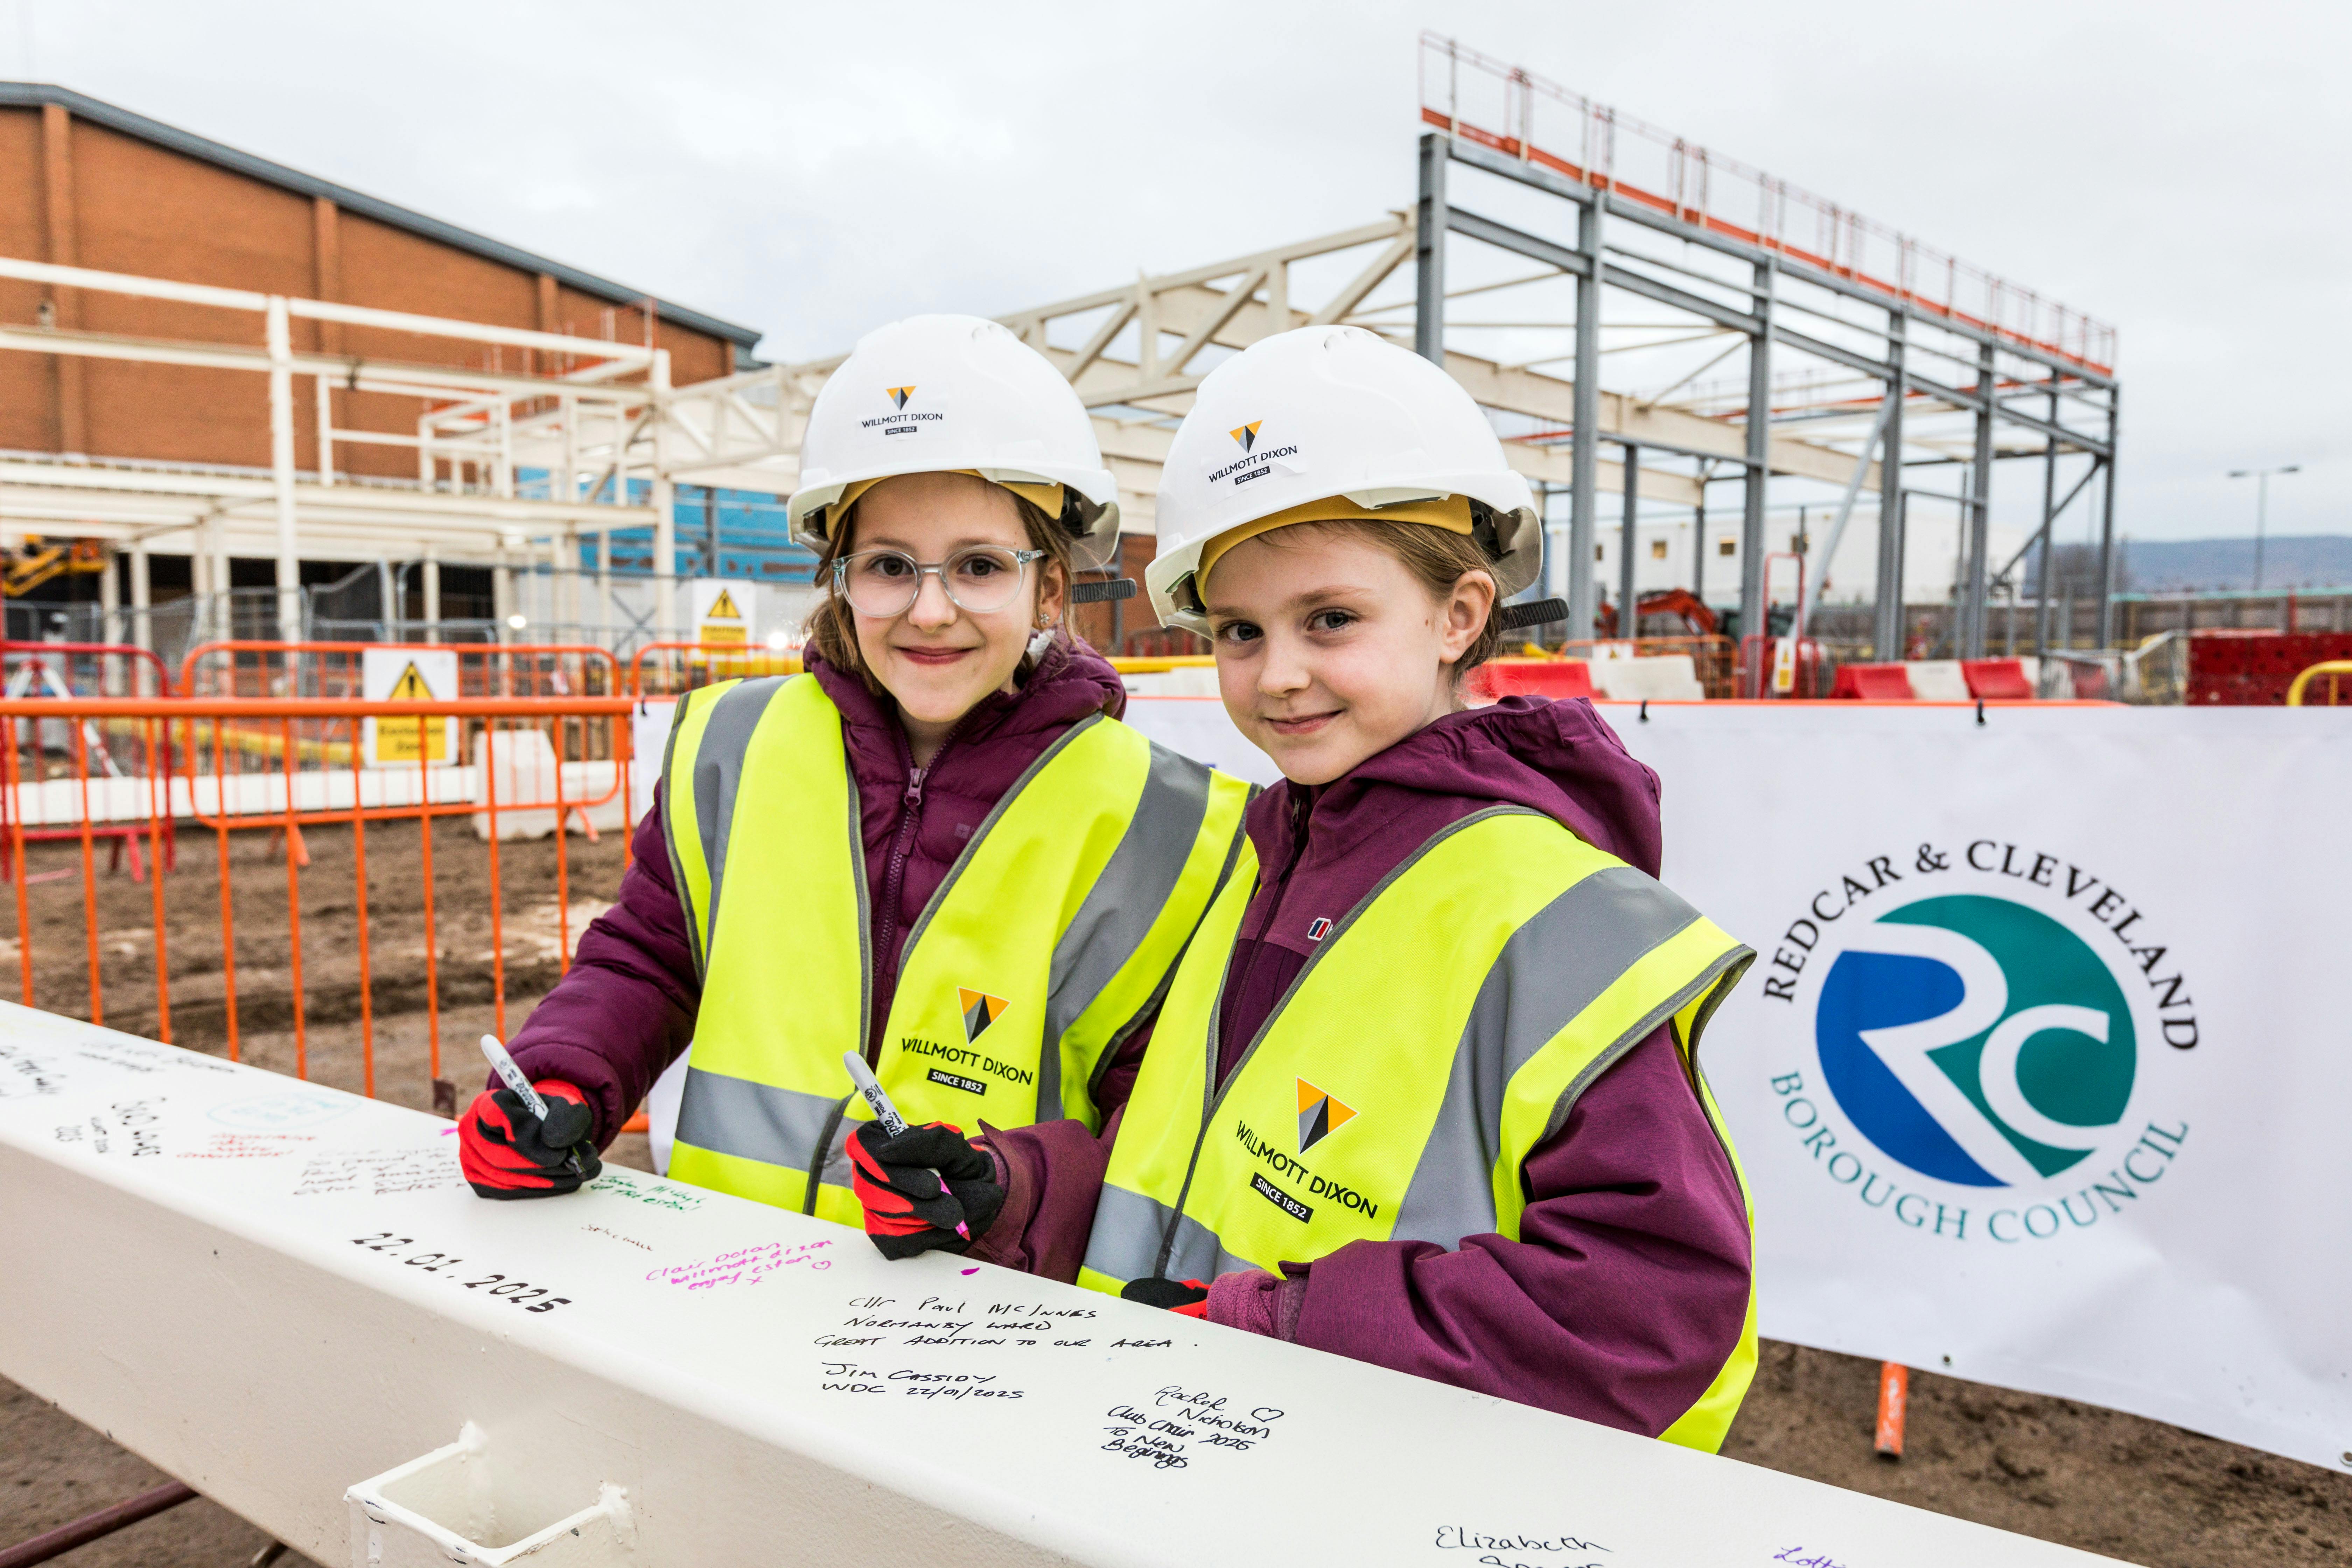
[0,815,628,1082]
[4,823,2348,1565]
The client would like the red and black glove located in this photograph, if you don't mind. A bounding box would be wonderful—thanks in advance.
[1120,1276,1211,1319]
[847,1120,1004,1260]
[459,1079,601,1199]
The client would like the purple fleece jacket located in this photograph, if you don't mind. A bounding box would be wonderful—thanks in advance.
[500,636,1135,1141]
[974,696,1754,1437]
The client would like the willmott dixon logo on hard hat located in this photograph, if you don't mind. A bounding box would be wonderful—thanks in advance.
[1760,839,2195,1249]
[887,386,915,410]
[1229,421,1262,453]
[1296,1077,1356,1153]
[958,987,1009,1045]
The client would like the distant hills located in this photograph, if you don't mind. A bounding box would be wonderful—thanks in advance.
[2031,536,2352,594]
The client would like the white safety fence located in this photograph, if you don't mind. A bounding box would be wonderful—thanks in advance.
[1122,695,2352,1473]
[0,1003,2112,1567]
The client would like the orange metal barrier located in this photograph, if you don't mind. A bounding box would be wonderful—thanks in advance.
[1,641,182,882]
[1735,635,1836,699]
[180,641,623,700]
[627,641,803,696]
[0,694,634,1111]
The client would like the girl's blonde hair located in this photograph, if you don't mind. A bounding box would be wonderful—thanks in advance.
[804,482,1077,692]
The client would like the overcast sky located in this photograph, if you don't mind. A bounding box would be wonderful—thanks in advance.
[10,0,2347,544]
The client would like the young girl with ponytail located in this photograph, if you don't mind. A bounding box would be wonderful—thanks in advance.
[887,326,1760,1450]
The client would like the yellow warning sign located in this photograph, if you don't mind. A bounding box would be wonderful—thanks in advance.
[705,588,744,621]
[699,625,748,646]
[375,660,447,763]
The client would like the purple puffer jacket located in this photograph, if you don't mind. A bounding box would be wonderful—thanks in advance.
[501,636,1133,1142]
[975,696,1753,1437]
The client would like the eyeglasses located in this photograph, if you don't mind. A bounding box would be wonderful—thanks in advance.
[832,545,1047,619]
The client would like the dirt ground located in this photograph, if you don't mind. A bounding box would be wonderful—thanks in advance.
[5,824,2350,1565]
[0,815,629,1078]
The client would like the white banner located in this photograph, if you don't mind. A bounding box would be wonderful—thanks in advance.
[1122,696,2352,1470]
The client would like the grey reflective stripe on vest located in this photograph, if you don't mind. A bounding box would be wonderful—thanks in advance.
[690,676,791,973]
[1389,865,1705,1248]
[1035,741,1218,1120]
[674,1065,846,1183]
[1090,1182,1259,1284]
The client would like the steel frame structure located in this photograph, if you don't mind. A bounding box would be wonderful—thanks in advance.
[0,254,705,643]
[1413,36,2122,651]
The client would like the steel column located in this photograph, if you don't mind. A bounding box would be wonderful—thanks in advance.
[2035,380,2060,655]
[652,350,678,638]
[1871,311,1908,660]
[2095,387,2121,646]
[1568,190,1604,640]
[126,542,149,671]
[1414,134,1448,365]
[1737,260,1774,645]
[265,296,301,644]
[1618,443,1640,633]
[1962,337,1996,658]
[1691,464,1708,610]
[422,545,440,644]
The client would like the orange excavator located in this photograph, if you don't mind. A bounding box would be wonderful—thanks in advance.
[1595,587,1718,639]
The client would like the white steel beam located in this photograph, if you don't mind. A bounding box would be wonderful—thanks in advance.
[0,1004,2115,1568]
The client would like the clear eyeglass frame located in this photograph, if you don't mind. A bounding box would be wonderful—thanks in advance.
[832,544,1048,618]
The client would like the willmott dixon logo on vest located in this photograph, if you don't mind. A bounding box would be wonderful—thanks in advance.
[1232,1079,1374,1225]
[1758,838,2196,1247]
[897,987,1027,1099]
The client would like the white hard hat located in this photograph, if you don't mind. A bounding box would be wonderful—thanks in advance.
[1145,326,1540,636]
[787,314,1121,569]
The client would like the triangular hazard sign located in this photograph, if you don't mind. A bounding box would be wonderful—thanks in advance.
[705,588,743,620]
[387,661,434,700]
[957,987,1009,1043]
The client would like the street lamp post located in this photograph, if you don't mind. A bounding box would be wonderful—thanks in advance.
[2227,464,2301,592]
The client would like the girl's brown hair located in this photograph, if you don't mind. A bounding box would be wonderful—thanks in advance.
[804,479,1078,692]
[1283,517,1504,677]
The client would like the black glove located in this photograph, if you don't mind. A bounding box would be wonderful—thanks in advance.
[848,1120,1004,1260]
[460,1081,602,1199]
[1121,1276,1210,1317]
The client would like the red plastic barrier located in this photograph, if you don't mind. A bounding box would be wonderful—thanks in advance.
[2186,631,2352,706]
[1471,659,1597,701]
[1829,664,1915,700]
[1961,660,2035,700]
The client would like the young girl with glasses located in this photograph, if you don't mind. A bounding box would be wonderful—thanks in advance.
[460,316,1250,1250]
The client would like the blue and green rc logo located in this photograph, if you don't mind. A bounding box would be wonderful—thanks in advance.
[1764,842,2195,1244]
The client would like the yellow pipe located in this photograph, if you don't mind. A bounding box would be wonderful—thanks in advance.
[2286,660,2352,707]
[1107,656,1216,673]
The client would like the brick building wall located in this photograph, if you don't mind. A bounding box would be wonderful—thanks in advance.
[0,89,752,479]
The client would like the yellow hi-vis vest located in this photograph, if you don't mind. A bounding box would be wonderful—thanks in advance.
[661,674,1252,1226]
[1078,806,1760,1452]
